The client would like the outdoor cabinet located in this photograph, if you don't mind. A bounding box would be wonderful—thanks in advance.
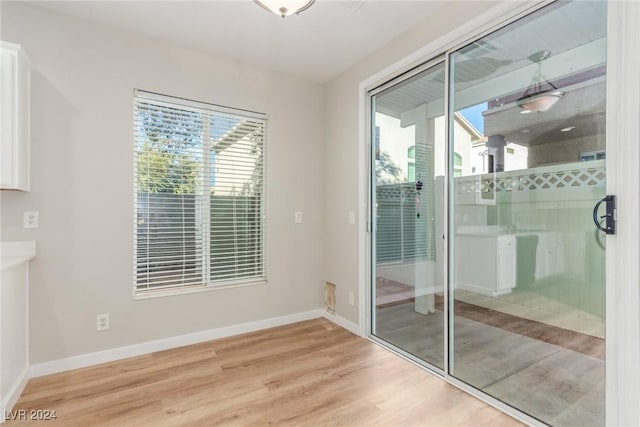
[1,42,30,191]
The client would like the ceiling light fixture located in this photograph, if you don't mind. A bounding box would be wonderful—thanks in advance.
[517,50,563,113]
[254,0,315,18]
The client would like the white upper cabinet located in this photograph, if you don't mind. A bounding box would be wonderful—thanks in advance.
[1,42,31,191]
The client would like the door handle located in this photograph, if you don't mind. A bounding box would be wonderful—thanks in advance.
[593,195,616,235]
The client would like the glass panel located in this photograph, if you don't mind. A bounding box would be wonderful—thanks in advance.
[372,61,446,369]
[449,1,606,425]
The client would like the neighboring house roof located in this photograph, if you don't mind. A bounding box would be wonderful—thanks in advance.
[454,112,484,142]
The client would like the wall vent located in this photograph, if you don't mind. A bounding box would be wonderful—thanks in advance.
[325,282,336,314]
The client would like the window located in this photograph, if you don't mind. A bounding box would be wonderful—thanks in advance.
[133,90,266,297]
[407,145,416,181]
[453,152,462,177]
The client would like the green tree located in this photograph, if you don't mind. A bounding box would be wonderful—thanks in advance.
[376,150,404,184]
[136,140,198,194]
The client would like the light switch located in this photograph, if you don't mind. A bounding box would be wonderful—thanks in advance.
[294,211,303,224]
[348,211,356,225]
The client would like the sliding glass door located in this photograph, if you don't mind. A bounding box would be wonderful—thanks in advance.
[449,2,606,425]
[370,1,608,424]
[371,59,446,369]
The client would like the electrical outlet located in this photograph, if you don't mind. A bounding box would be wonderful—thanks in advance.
[97,314,110,331]
[348,292,355,306]
[23,211,39,228]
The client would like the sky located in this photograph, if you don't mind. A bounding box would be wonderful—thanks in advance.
[458,102,486,135]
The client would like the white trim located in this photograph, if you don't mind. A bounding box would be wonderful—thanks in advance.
[1,366,29,421]
[322,310,362,336]
[25,309,364,382]
[134,89,267,121]
[30,309,324,378]
[605,2,640,426]
[443,49,453,379]
[358,81,368,337]
[0,41,32,68]
[133,280,267,301]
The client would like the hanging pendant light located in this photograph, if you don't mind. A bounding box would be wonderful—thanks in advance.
[517,50,563,113]
[254,0,315,18]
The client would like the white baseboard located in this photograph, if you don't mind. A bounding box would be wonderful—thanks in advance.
[30,309,325,378]
[456,282,512,298]
[322,310,362,336]
[1,365,30,422]
[29,308,364,380]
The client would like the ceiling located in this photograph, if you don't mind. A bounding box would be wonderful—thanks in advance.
[374,0,607,147]
[484,80,606,147]
[25,0,446,83]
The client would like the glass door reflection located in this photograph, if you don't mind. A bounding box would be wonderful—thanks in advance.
[371,60,446,369]
[449,1,606,425]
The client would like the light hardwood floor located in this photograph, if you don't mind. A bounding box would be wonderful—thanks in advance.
[6,318,521,426]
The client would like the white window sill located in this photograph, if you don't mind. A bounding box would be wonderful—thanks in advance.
[133,278,267,300]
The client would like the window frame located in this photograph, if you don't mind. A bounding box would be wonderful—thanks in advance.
[132,90,268,300]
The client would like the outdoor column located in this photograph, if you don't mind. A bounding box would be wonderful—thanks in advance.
[403,105,436,315]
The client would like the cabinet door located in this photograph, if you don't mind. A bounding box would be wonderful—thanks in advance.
[0,48,17,188]
[0,43,30,191]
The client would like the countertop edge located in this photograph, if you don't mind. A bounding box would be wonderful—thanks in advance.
[1,241,37,271]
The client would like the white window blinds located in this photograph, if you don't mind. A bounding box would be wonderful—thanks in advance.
[134,90,266,295]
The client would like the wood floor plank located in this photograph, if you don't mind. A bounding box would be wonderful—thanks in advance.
[6,318,522,426]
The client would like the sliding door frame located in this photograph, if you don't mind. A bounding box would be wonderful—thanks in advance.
[368,54,447,374]
[604,2,640,425]
[359,1,640,425]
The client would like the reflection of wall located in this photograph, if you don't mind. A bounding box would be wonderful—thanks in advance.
[375,183,432,263]
[498,199,605,320]
[504,143,529,172]
[434,116,482,177]
[528,134,605,167]
[378,110,479,180]
[376,261,436,292]
[375,113,415,180]
[455,205,489,226]
[454,162,606,321]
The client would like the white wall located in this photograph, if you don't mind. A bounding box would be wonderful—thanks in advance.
[528,135,605,167]
[0,2,325,364]
[323,1,499,324]
[375,112,415,182]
